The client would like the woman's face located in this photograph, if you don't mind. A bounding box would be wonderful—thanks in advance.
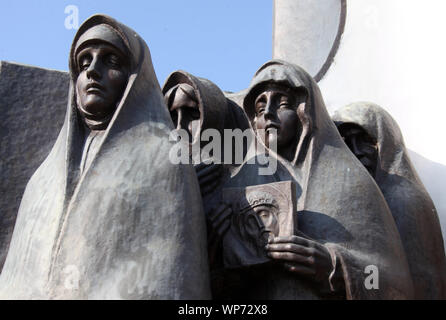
[75,42,129,119]
[253,84,304,149]
[168,84,201,143]
[338,123,378,176]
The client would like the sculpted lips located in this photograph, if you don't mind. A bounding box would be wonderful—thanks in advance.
[265,121,280,133]
[86,82,106,96]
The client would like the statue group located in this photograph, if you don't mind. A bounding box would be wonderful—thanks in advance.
[0,15,444,300]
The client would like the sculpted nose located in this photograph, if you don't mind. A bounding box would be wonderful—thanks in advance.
[253,214,265,230]
[86,57,102,80]
[176,109,183,131]
[264,99,275,120]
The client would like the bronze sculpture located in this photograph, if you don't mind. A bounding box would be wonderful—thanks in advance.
[162,70,250,163]
[227,60,415,299]
[164,82,200,142]
[222,181,296,268]
[1,10,443,300]
[162,70,252,266]
[0,14,210,299]
[333,102,446,299]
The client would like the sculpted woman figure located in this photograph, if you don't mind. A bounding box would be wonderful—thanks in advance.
[233,60,414,299]
[0,15,210,299]
[333,102,446,299]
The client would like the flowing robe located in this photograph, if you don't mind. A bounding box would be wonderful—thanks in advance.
[221,60,415,299]
[0,14,210,300]
[333,102,446,299]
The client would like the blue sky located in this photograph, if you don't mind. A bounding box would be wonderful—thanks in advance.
[0,1,272,92]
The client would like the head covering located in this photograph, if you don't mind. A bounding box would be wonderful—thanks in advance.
[0,15,210,299]
[333,102,446,299]
[237,60,414,299]
[72,23,130,130]
[73,24,129,63]
[162,70,253,223]
[162,70,250,162]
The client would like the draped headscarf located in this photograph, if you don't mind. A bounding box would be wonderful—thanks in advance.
[0,15,210,300]
[333,102,446,299]
[162,70,250,161]
[237,60,414,299]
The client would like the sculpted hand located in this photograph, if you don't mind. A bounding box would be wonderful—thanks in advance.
[265,232,335,290]
[195,163,224,197]
[207,202,233,267]
[208,202,232,240]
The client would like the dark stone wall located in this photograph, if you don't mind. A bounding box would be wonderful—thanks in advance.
[0,61,69,271]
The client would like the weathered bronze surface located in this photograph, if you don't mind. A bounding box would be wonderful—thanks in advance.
[222,181,296,268]
[231,60,415,299]
[0,13,444,301]
[162,70,252,271]
[0,14,210,300]
[333,102,446,299]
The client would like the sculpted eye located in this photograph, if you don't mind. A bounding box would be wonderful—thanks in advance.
[363,135,376,146]
[255,93,267,115]
[259,210,270,218]
[279,95,292,108]
[106,54,121,68]
[79,54,92,71]
[256,101,266,115]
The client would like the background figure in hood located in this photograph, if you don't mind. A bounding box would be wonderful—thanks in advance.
[333,102,446,299]
[164,82,200,143]
[162,70,251,268]
[163,70,250,166]
[237,60,414,299]
[0,15,210,299]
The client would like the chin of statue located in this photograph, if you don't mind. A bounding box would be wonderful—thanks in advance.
[80,102,116,120]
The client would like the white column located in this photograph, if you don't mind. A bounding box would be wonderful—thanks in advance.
[273,0,345,80]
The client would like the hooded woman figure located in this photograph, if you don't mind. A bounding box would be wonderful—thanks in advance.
[333,102,446,299]
[237,60,414,299]
[0,15,210,299]
[162,71,252,265]
[162,70,250,169]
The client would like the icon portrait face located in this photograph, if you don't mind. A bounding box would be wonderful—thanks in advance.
[168,84,201,143]
[244,204,280,248]
[75,41,129,120]
[338,123,378,176]
[253,84,306,149]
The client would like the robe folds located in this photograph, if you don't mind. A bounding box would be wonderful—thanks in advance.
[162,70,251,218]
[333,102,446,299]
[0,15,210,300]
[225,60,415,299]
